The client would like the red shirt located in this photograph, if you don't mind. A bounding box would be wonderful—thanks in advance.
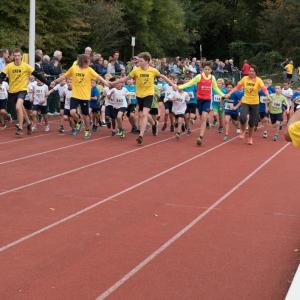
[242,63,250,76]
[196,75,212,100]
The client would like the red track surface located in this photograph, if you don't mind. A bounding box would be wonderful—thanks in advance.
[0,121,299,300]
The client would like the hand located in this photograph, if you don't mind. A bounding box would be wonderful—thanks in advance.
[223,93,230,99]
[50,81,56,88]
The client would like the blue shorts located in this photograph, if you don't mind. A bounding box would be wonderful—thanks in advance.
[197,99,211,115]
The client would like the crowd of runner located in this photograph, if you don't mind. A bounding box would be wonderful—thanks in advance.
[0,47,300,148]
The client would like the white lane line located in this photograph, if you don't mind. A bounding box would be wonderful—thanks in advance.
[95,143,290,300]
[286,264,300,300]
[0,135,111,166]
[0,137,236,253]
[0,131,199,197]
[0,132,55,145]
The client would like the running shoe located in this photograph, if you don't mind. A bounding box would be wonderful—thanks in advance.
[116,129,122,136]
[206,121,211,129]
[162,123,167,131]
[181,124,186,132]
[187,128,192,135]
[152,121,158,136]
[84,129,91,139]
[136,135,143,145]
[120,129,126,138]
[263,130,268,139]
[58,125,64,133]
[75,120,83,134]
[196,136,203,146]
[223,135,229,142]
[27,122,33,135]
[170,125,175,132]
[272,134,279,141]
[44,125,50,132]
[15,125,23,136]
[32,125,37,132]
[236,128,241,134]
[71,128,77,135]
[92,124,98,133]
[176,132,180,140]
[217,126,223,134]
[247,137,253,145]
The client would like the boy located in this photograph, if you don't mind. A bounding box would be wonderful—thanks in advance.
[31,79,50,131]
[285,110,300,147]
[171,81,190,139]
[268,85,289,141]
[282,81,293,124]
[62,78,76,134]
[111,52,176,145]
[222,82,243,141]
[90,79,100,132]
[183,76,197,135]
[108,81,128,138]
[104,77,117,135]
[125,77,138,133]
[212,78,227,133]
[0,81,11,128]
[148,85,160,133]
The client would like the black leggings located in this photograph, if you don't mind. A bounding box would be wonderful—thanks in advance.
[240,104,259,128]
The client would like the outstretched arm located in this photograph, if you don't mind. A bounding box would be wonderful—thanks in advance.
[160,74,177,89]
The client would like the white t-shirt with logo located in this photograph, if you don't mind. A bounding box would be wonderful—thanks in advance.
[54,83,68,102]
[172,91,190,115]
[164,85,176,103]
[64,89,72,110]
[0,82,9,100]
[32,83,49,106]
[282,88,293,105]
[108,88,128,109]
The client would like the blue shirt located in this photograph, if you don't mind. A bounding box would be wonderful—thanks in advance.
[292,91,300,109]
[156,80,167,97]
[183,85,197,104]
[125,84,137,105]
[224,91,243,115]
[90,86,100,109]
[212,87,227,107]
[259,86,275,113]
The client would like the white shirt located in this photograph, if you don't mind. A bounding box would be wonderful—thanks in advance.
[282,88,293,105]
[25,81,36,101]
[108,87,128,109]
[64,89,72,110]
[164,85,176,102]
[32,83,49,106]
[103,86,113,106]
[54,83,68,102]
[172,91,190,115]
[0,82,9,100]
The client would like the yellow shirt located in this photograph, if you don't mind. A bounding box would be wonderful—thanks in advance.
[238,76,264,105]
[129,66,160,98]
[2,62,34,93]
[288,120,300,148]
[285,64,293,75]
[65,65,99,100]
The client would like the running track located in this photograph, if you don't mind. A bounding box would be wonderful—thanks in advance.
[0,121,299,300]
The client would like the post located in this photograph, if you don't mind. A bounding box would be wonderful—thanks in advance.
[29,0,36,67]
[131,36,135,57]
[200,44,203,60]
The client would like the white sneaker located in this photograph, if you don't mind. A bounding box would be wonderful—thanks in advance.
[236,128,241,134]
[44,125,50,132]
[32,125,37,132]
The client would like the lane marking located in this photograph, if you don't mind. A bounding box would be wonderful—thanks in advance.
[0,137,236,253]
[95,143,290,300]
[285,264,300,300]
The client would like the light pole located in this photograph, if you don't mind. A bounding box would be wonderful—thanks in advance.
[29,0,35,67]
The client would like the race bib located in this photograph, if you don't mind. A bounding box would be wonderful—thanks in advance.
[271,101,281,109]
[260,96,267,103]
[128,92,136,100]
[225,102,234,110]
[188,92,194,99]
[214,95,221,103]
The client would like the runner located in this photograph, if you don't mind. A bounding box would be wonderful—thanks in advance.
[52,54,108,139]
[162,75,176,132]
[90,79,100,133]
[281,81,293,124]
[0,48,48,135]
[291,84,300,113]
[267,85,289,141]
[0,80,11,128]
[285,109,300,147]
[225,65,271,145]
[124,77,138,133]
[178,62,225,146]
[62,78,76,134]
[212,78,227,133]
[183,76,197,135]
[111,52,176,145]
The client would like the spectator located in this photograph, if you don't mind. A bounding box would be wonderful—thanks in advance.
[84,46,92,58]
[242,59,250,76]
[35,49,43,59]
[160,57,170,75]
[0,48,9,72]
[49,50,63,76]
[35,55,43,74]
[42,55,51,75]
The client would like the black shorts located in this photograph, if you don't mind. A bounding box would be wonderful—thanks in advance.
[64,109,71,116]
[60,101,65,110]
[126,104,136,117]
[270,113,283,124]
[23,100,32,111]
[164,100,173,112]
[240,103,259,127]
[0,100,8,110]
[8,91,27,104]
[185,103,197,114]
[159,95,165,103]
[114,107,127,116]
[70,98,89,116]
[137,96,153,111]
[105,105,116,119]
[287,73,292,79]
[91,107,100,113]
[33,105,48,115]
[150,108,158,116]
[225,112,239,121]
[259,112,269,120]
[174,114,184,119]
